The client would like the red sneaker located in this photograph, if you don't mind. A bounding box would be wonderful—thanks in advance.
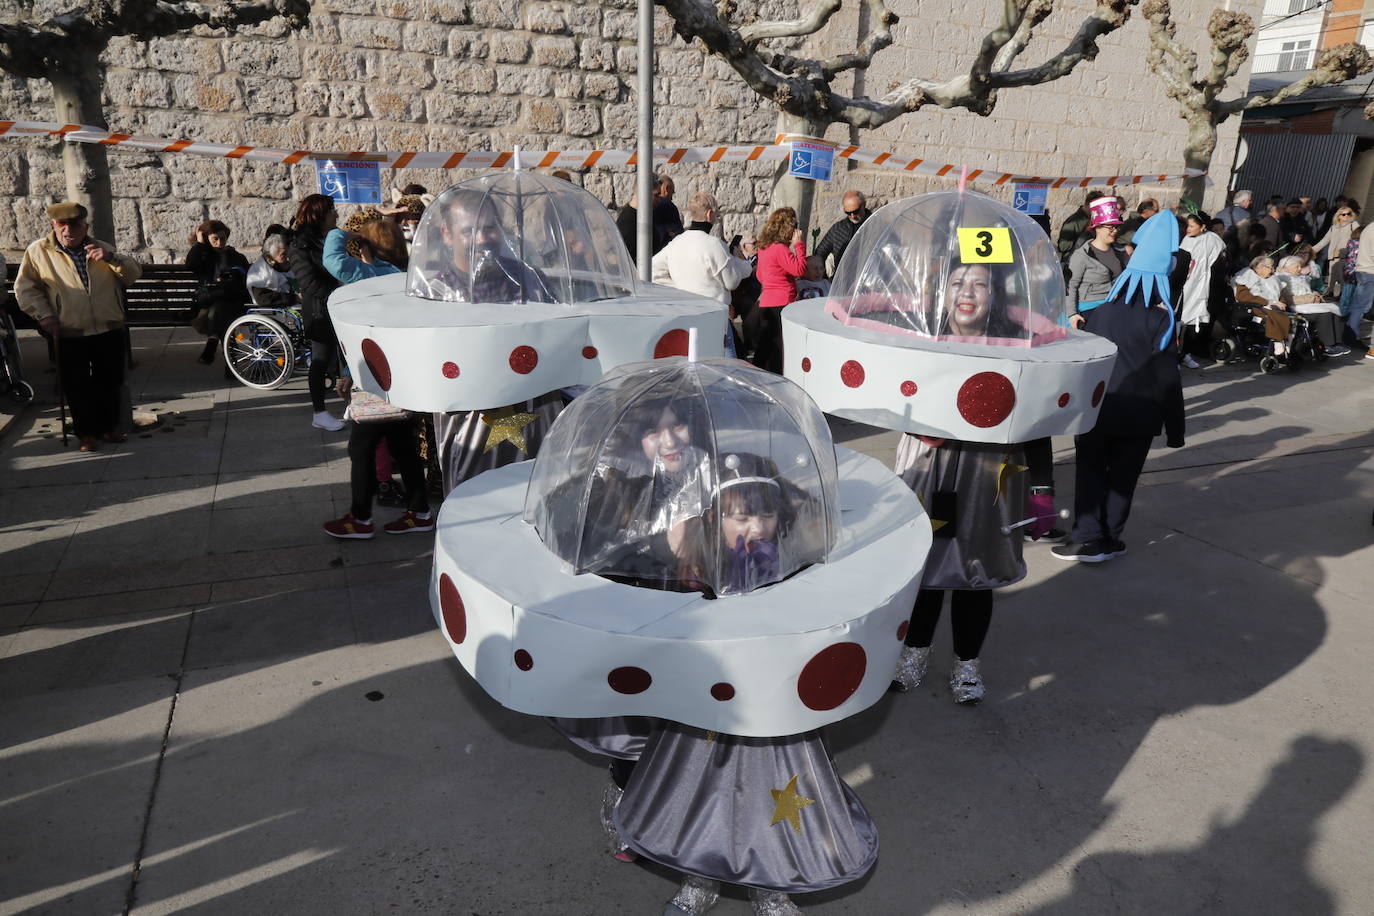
[383,511,435,535]
[324,513,375,539]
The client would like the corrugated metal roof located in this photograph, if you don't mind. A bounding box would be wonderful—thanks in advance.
[1234,132,1357,205]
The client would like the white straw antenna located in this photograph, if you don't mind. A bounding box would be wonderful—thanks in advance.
[687,326,699,362]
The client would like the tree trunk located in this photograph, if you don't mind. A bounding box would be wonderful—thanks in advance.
[770,112,832,237]
[1180,113,1218,210]
[49,63,116,244]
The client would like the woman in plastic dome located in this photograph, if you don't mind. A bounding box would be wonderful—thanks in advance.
[890,254,1057,703]
[610,453,872,916]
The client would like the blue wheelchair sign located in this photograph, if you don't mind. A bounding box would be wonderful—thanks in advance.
[315,159,383,205]
[1012,182,1048,215]
[788,141,834,182]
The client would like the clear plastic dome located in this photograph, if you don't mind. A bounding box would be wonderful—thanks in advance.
[524,357,839,597]
[406,171,637,305]
[828,189,1067,346]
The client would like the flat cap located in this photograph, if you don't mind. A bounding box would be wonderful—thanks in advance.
[47,201,88,221]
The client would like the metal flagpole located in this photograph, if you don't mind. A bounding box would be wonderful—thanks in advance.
[637,0,654,282]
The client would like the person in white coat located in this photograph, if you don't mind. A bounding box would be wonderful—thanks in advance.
[1178,213,1226,366]
[652,191,753,356]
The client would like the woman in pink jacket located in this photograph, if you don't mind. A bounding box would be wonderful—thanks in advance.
[745,206,807,373]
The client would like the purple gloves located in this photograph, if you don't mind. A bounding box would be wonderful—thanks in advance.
[727,536,780,593]
[1026,492,1056,540]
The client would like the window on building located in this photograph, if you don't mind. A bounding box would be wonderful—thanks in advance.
[1286,0,1322,14]
[1277,39,1313,70]
[1361,19,1374,49]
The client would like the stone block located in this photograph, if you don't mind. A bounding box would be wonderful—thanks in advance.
[238,117,307,148]
[321,0,375,14]
[146,37,220,74]
[0,152,25,197]
[338,15,403,50]
[102,37,148,70]
[306,11,340,42]
[448,30,490,58]
[223,39,303,78]
[138,199,209,250]
[524,2,566,33]
[112,198,143,252]
[564,103,600,137]
[584,73,622,101]
[376,0,415,17]
[109,163,171,199]
[103,70,171,108]
[471,0,521,26]
[401,21,451,55]
[532,36,577,68]
[169,158,230,200]
[327,84,370,119]
[700,108,740,143]
[526,99,563,133]
[615,46,638,73]
[374,124,431,152]
[602,102,636,139]
[241,77,297,116]
[659,48,703,76]
[579,39,616,72]
[306,120,378,152]
[653,107,696,141]
[170,75,242,113]
[366,87,425,122]
[433,59,496,94]
[429,0,472,25]
[231,162,294,200]
[371,52,435,90]
[11,198,51,247]
[296,83,329,117]
[553,71,584,99]
[491,33,532,63]
[303,46,371,82]
[25,153,66,197]
[602,8,636,40]
[427,94,520,129]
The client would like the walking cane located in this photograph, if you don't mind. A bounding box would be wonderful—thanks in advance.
[52,332,67,448]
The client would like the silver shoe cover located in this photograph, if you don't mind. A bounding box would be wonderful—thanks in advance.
[950,657,985,704]
[600,780,632,857]
[890,645,931,691]
[665,875,721,915]
[748,888,803,915]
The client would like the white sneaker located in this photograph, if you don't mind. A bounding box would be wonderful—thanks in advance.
[1181,354,1201,369]
[312,410,345,431]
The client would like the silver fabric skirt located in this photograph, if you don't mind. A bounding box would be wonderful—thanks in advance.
[614,722,878,893]
[546,716,654,761]
[894,435,1027,590]
[433,391,564,497]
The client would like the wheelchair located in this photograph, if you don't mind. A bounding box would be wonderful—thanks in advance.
[224,305,312,389]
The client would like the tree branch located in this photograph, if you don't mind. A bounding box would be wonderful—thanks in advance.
[1221,43,1373,116]
[0,24,69,78]
[990,0,1137,89]
[738,0,842,43]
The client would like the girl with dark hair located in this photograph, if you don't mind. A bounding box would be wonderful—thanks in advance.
[184,219,249,369]
[288,194,345,430]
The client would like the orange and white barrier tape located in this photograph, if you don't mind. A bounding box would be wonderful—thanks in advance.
[0,120,1204,188]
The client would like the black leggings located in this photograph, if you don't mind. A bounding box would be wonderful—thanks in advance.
[744,306,784,373]
[903,588,993,661]
[309,340,337,412]
[349,419,430,519]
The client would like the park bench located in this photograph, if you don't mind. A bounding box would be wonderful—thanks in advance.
[4,261,199,328]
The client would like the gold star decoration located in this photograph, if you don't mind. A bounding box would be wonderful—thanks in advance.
[769,774,815,834]
[481,407,538,454]
[915,493,948,532]
[994,456,1028,505]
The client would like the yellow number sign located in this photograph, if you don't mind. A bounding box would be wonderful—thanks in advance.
[956,227,1013,263]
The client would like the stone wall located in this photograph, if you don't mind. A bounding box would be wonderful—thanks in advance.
[0,0,1261,262]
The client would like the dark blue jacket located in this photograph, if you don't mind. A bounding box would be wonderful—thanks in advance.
[1082,295,1185,446]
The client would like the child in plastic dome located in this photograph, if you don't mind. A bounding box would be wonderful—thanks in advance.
[890,256,1056,702]
[611,453,873,916]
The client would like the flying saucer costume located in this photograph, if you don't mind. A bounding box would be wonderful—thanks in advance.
[782,190,1118,697]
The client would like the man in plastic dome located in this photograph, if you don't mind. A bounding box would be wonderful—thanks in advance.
[410,191,554,304]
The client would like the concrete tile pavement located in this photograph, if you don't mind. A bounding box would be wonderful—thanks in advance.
[1,327,1373,914]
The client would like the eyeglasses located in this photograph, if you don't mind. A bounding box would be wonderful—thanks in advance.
[844,208,865,218]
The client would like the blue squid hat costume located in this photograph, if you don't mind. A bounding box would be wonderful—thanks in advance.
[1105,210,1181,350]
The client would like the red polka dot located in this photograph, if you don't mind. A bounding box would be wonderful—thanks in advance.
[797,643,867,711]
[438,574,466,645]
[1091,380,1106,407]
[509,345,538,374]
[442,361,460,379]
[900,380,918,397]
[710,682,735,701]
[956,372,1016,428]
[361,338,391,391]
[1057,392,1071,408]
[608,666,652,694]
[582,345,598,359]
[801,357,812,372]
[896,620,909,641]
[840,360,865,388]
[514,649,533,671]
[653,329,690,358]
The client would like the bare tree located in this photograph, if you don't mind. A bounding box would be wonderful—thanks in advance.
[1143,1,1372,205]
[659,0,1139,228]
[0,0,308,242]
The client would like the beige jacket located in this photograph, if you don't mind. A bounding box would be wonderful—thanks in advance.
[15,234,142,336]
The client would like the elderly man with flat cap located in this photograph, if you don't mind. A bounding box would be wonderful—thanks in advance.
[16,201,141,451]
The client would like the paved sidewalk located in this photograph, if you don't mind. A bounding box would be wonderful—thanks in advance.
[2,327,1372,915]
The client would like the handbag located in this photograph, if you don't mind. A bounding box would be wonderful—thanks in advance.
[346,390,410,423]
